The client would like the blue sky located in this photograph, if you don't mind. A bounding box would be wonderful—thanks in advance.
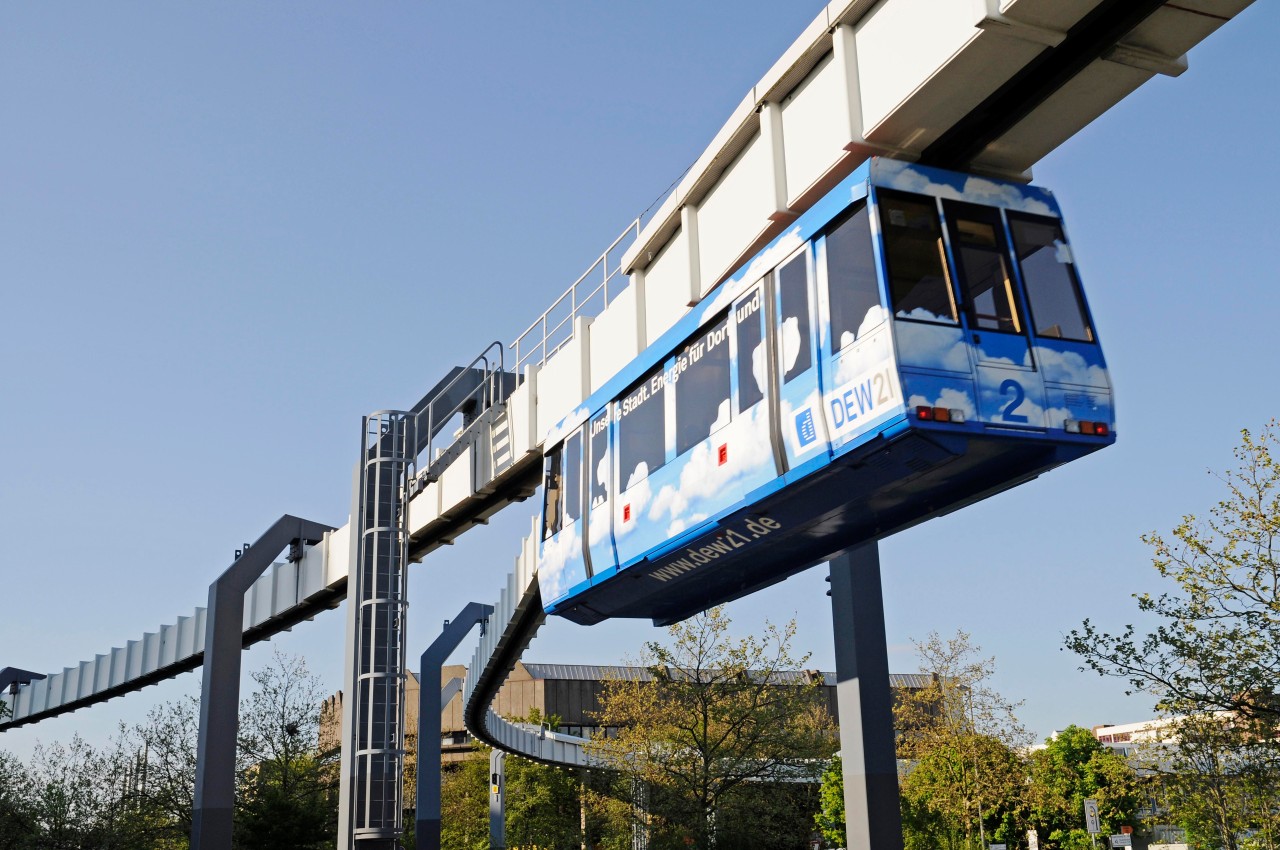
[2,2,1277,759]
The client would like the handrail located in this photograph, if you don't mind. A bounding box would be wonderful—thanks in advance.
[506,148,694,378]
[509,217,641,376]
[413,340,506,474]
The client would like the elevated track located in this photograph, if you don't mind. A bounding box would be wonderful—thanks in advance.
[1,0,1254,797]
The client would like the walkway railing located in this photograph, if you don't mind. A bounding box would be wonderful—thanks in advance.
[509,218,641,376]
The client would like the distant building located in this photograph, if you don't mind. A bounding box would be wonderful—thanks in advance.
[321,662,936,771]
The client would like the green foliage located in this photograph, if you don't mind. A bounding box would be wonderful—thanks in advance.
[0,650,337,850]
[899,733,1027,850]
[233,651,338,850]
[129,694,200,845]
[437,745,636,850]
[814,754,845,848]
[894,631,1031,850]
[1066,422,1280,844]
[588,607,834,850]
[0,730,180,850]
[505,757,583,849]
[1025,726,1140,849]
[1142,712,1280,850]
[0,750,33,850]
[439,750,491,850]
[1066,420,1280,720]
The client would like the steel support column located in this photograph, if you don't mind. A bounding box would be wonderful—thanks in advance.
[416,603,493,850]
[339,411,416,850]
[190,514,333,850]
[489,749,506,849]
[829,543,903,850]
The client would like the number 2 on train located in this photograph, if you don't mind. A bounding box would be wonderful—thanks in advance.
[999,379,1029,423]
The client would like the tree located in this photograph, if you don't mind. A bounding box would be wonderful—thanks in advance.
[1066,421,1280,723]
[814,755,845,848]
[894,631,1032,850]
[1025,726,1140,849]
[0,750,34,850]
[234,650,338,850]
[505,757,585,849]
[1141,712,1280,850]
[1066,421,1280,846]
[438,750,490,850]
[127,694,201,845]
[587,607,834,850]
[17,732,164,850]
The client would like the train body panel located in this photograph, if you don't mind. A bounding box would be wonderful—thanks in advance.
[536,158,1115,626]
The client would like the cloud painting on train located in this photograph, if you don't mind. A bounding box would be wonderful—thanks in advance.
[537,157,1115,626]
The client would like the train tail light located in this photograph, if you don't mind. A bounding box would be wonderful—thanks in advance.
[1065,419,1110,436]
[916,406,966,424]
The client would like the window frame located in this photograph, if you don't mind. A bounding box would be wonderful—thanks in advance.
[587,407,611,511]
[875,189,959,327]
[672,310,734,457]
[1006,211,1096,344]
[541,443,564,541]
[941,199,1027,337]
[733,284,767,415]
[775,248,815,381]
[823,199,887,352]
[615,362,668,492]
[541,431,583,540]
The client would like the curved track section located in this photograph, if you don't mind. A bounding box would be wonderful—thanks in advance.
[460,535,590,767]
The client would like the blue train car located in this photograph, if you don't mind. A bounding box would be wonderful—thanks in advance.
[537,158,1114,626]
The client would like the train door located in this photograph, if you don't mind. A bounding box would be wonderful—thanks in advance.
[772,246,829,472]
[722,284,781,495]
[584,407,617,578]
[612,363,668,567]
[876,189,976,427]
[818,199,903,454]
[941,200,1047,428]
[537,429,588,604]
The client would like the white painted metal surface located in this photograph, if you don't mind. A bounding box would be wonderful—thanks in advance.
[1,530,348,728]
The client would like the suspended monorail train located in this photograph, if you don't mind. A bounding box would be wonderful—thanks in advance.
[536,158,1114,626]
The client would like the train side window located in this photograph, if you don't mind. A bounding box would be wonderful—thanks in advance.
[944,200,1024,334]
[617,366,666,489]
[879,191,958,325]
[542,445,563,540]
[675,313,732,455]
[826,202,884,349]
[777,253,813,380]
[588,410,609,510]
[733,288,765,413]
[1008,213,1095,343]
[563,430,582,524]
